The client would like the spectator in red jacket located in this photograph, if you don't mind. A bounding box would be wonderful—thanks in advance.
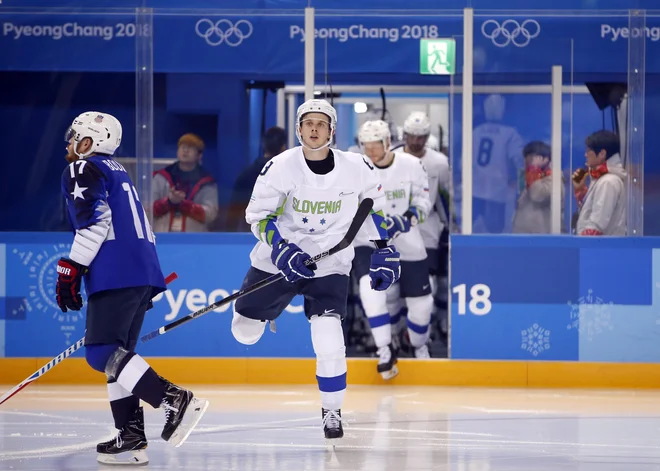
[152,133,218,232]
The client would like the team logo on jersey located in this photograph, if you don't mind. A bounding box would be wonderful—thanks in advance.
[12,244,86,345]
[385,189,407,200]
[377,184,382,191]
[292,197,342,215]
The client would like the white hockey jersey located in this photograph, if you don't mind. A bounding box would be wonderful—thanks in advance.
[472,122,524,203]
[354,152,432,262]
[395,147,450,249]
[246,147,387,277]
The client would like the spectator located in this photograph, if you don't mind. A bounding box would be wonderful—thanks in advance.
[152,133,218,232]
[512,141,565,234]
[227,126,287,231]
[573,130,626,236]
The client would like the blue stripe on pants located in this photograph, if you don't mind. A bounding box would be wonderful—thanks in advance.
[316,372,347,393]
[407,318,429,334]
[368,313,390,329]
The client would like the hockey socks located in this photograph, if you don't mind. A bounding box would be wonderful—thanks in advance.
[106,347,166,409]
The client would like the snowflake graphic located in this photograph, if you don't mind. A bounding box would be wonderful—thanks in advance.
[566,289,614,341]
[521,323,551,357]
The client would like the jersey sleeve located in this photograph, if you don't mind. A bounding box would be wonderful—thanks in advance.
[408,159,432,223]
[61,160,112,267]
[358,155,389,242]
[245,159,288,246]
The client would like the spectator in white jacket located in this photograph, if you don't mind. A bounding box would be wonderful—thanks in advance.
[572,131,626,236]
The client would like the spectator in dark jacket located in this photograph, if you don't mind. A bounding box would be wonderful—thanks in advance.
[227,127,287,231]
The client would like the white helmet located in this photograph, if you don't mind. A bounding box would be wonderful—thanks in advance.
[358,120,391,147]
[403,111,431,136]
[65,111,122,158]
[296,99,337,150]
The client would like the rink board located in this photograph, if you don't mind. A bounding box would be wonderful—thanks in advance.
[1,233,660,388]
[3,357,660,389]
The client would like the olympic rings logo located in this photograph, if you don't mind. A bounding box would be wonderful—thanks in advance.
[481,19,541,47]
[195,19,253,47]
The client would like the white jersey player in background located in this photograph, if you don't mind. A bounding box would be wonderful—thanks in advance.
[471,94,524,233]
[392,112,452,338]
[231,100,401,440]
[352,120,433,380]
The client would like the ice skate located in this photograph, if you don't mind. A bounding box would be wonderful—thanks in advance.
[97,406,149,466]
[377,344,399,380]
[160,382,209,448]
[322,408,344,441]
[414,344,431,359]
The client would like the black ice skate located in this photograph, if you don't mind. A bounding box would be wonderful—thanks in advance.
[377,344,399,380]
[322,408,344,440]
[97,406,149,466]
[160,381,209,448]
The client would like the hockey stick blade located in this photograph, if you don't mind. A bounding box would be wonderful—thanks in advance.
[0,272,178,407]
[141,198,374,343]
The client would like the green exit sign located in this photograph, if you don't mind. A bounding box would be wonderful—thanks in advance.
[420,38,456,75]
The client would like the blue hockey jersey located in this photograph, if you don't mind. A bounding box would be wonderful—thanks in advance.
[61,156,166,297]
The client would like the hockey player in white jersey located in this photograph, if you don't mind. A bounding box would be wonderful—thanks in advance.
[472,94,525,233]
[397,112,450,276]
[232,100,401,440]
[352,120,433,380]
[394,111,452,340]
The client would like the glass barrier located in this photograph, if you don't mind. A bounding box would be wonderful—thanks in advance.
[147,9,305,233]
[0,7,146,232]
[456,12,576,235]
[627,10,646,236]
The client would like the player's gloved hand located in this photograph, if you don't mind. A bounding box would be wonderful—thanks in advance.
[56,258,87,312]
[369,246,401,291]
[271,240,317,283]
[385,214,412,240]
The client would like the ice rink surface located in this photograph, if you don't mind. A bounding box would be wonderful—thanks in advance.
[1,384,660,470]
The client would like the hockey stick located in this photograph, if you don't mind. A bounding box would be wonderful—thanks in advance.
[0,271,178,406]
[141,197,375,343]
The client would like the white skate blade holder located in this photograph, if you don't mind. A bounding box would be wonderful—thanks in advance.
[380,364,399,381]
[168,397,210,448]
[97,449,149,466]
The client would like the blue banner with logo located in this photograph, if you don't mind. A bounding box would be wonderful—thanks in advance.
[4,232,660,362]
[1,0,657,11]
[0,233,313,358]
[450,236,660,362]
[0,11,657,75]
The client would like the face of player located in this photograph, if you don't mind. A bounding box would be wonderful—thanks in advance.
[65,136,93,163]
[177,144,202,166]
[363,141,388,164]
[405,133,428,155]
[585,147,606,168]
[299,113,332,149]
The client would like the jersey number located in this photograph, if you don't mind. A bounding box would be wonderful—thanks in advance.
[122,182,155,243]
[259,161,274,176]
[69,160,87,177]
[477,138,493,167]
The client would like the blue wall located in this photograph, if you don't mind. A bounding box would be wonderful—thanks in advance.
[2,232,659,362]
[451,235,660,362]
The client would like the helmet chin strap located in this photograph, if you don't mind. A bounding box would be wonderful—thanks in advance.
[73,139,94,159]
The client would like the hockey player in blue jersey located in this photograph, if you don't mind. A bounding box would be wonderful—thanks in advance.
[56,112,209,465]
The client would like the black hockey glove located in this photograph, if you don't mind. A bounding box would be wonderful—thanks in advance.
[56,258,87,312]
